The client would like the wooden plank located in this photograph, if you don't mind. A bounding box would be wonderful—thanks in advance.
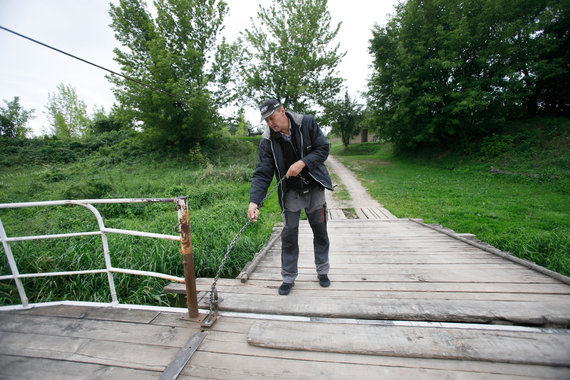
[258,253,508,264]
[329,209,346,220]
[201,293,570,326]
[194,277,570,294]
[183,350,561,380]
[193,317,570,378]
[196,327,569,379]
[173,282,570,302]
[18,304,160,323]
[246,270,561,284]
[355,208,368,219]
[0,354,161,380]
[0,331,179,371]
[373,207,397,219]
[267,246,496,254]
[238,230,281,282]
[359,208,376,219]
[0,312,200,347]
[197,288,569,303]
[247,320,570,366]
[252,263,546,272]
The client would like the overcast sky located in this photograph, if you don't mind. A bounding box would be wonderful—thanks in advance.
[0,0,397,136]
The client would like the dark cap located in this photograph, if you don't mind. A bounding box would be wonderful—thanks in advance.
[259,99,282,122]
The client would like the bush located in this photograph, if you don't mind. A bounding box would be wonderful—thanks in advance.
[64,179,114,199]
[479,134,514,159]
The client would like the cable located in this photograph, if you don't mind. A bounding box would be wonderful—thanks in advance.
[0,25,182,102]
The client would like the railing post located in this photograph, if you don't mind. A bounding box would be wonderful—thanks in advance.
[0,218,28,307]
[175,197,204,321]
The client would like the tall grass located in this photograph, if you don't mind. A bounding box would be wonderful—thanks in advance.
[0,135,281,306]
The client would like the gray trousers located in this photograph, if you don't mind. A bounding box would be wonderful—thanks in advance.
[281,186,330,283]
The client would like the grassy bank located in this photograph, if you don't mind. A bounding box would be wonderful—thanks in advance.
[331,118,569,276]
[0,135,281,306]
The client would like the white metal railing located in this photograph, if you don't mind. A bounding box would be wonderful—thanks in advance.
[0,198,194,309]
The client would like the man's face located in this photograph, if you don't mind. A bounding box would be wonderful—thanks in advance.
[265,107,288,133]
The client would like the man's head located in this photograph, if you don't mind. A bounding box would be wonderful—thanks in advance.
[259,99,288,134]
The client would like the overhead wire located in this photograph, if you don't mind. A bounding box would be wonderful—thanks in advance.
[0,25,184,103]
[0,24,266,130]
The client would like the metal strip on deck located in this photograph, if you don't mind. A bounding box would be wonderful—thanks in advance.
[159,331,206,380]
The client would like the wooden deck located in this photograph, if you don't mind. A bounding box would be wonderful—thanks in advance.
[2,217,570,379]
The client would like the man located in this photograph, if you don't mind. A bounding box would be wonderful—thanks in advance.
[248,99,333,295]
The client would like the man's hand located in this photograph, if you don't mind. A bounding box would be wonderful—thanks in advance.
[248,202,260,222]
[286,160,306,178]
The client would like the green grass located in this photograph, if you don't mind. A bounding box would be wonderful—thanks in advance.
[329,172,350,201]
[331,120,569,276]
[0,136,281,307]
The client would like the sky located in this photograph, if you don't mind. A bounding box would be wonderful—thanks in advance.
[0,0,398,136]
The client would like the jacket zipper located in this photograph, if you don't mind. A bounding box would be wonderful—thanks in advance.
[297,122,328,190]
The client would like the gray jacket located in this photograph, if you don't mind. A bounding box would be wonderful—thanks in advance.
[249,110,333,210]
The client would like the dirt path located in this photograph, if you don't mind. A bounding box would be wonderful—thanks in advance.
[325,155,383,209]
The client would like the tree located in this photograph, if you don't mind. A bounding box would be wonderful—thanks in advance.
[234,108,251,136]
[328,91,362,147]
[0,97,35,138]
[45,84,90,139]
[528,2,570,116]
[367,0,568,151]
[242,0,345,117]
[108,0,239,149]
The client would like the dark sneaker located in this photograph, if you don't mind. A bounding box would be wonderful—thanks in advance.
[318,274,330,287]
[278,282,294,295]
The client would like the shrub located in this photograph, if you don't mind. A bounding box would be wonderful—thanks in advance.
[64,179,113,199]
[479,134,514,159]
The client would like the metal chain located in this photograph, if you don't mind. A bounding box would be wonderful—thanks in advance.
[206,175,286,321]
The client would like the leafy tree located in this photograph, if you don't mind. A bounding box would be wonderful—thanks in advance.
[529,2,570,116]
[242,0,345,117]
[85,106,122,135]
[328,91,362,147]
[45,84,90,139]
[0,97,35,138]
[368,0,569,151]
[234,108,251,136]
[108,0,239,149]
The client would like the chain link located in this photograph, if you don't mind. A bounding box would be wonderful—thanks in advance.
[206,175,286,321]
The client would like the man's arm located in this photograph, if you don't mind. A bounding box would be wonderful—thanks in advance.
[248,139,274,221]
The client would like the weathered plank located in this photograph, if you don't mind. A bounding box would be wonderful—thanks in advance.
[329,208,346,219]
[195,277,570,294]
[197,328,569,379]
[246,270,561,283]
[0,311,199,347]
[183,348,564,380]
[259,253,508,264]
[200,293,570,326]
[247,320,570,366]
[0,331,179,371]
[17,304,160,323]
[194,287,569,302]
[0,355,161,380]
[0,307,205,378]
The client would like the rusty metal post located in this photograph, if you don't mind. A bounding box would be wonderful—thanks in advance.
[176,197,204,321]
